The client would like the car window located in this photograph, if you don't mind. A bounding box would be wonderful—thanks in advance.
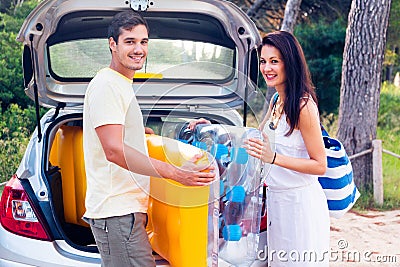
[48,38,235,80]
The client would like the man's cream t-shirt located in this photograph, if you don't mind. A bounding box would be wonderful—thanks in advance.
[83,67,149,219]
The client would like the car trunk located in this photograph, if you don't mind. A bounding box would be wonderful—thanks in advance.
[44,115,94,251]
[42,111,234,253]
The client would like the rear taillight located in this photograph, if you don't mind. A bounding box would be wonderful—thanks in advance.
[0,175,51,241]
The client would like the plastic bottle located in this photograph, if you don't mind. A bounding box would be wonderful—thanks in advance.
[189,124,263,266]
[219,186,247,265]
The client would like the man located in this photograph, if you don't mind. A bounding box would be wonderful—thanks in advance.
[83,10,215,266]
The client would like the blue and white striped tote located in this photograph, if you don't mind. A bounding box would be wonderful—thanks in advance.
[318,127,360,219]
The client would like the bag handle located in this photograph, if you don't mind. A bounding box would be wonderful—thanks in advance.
[320,124,329,137]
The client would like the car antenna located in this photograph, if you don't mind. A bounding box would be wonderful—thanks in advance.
[29,33,42,142]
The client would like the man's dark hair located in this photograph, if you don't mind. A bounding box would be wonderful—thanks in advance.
[107,10,149,44]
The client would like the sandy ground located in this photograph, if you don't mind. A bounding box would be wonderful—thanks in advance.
[329,209,400,266]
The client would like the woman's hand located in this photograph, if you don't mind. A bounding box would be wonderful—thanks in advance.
[244,132,275,164]
[187,118,211,131]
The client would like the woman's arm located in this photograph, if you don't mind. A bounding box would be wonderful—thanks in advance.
[273,100,327,175]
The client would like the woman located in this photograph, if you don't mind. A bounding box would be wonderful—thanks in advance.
[244,31,330,266]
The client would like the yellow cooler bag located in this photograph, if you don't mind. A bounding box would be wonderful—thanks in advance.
[146,134,218,267]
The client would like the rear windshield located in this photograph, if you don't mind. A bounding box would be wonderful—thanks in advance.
[48,38,235,81]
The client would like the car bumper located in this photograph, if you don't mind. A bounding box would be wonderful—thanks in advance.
[0,219,267,267]
[0,224,100,267]
[0,224,172,267]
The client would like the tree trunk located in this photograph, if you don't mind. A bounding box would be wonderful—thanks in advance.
[246,0,267,18]
[385,65,393,82]
[337,0,392,190]
[280,0,302,33]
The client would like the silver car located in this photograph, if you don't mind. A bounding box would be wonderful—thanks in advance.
[0,0,267,266]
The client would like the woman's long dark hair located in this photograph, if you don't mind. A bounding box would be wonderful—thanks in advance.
[258,31,317,136]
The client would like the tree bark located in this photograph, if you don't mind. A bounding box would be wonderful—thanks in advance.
[337,0,392,190]
[280,0,302,33]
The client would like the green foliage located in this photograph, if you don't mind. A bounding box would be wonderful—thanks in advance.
[387,0,400,49]
[378,128,400,210]
[384,49,399,67]
[352,82,400,210]
[0,1,42,183]
[352,188,374,210]
[298,0,351,24]
[0,0,39,29]
[0,29,26,109]
[295,19,346,114]
[234,0,351,32]
[0,104,36,183]
[376,83,400,210]
[383,0,400,80]
[0,103,37,139]
[320,112,338,136]
[0,0,39,110]
[378,82,400,133]
[0,135,28,183]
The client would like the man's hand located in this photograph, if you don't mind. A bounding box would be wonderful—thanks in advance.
[180,153,211,172]
[156,152,216,186]
[179,152,216,186]
[145,127,154,134]
[172,163,216,186]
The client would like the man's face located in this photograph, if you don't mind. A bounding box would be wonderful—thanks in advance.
[109,24,148,77]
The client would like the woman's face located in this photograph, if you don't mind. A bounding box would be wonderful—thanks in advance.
[259,45,286,92]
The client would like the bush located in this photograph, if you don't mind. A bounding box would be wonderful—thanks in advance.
[0,104,36,183]
[378,82,400,133]
[0,0,40,110]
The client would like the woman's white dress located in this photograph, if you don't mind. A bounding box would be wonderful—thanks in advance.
[264,113,330,267]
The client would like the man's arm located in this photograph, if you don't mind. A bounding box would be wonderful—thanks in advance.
[95,124,215,186]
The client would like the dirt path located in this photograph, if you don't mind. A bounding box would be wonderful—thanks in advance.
[329,209,400,266]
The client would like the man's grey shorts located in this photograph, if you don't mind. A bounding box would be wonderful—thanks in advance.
[85,213,155,267]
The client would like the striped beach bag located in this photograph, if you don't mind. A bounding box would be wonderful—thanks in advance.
[319,126,360,219]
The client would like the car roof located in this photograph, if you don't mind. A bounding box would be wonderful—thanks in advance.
[17,0,261,109]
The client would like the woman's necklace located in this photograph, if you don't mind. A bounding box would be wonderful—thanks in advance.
[268,98,284,130]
